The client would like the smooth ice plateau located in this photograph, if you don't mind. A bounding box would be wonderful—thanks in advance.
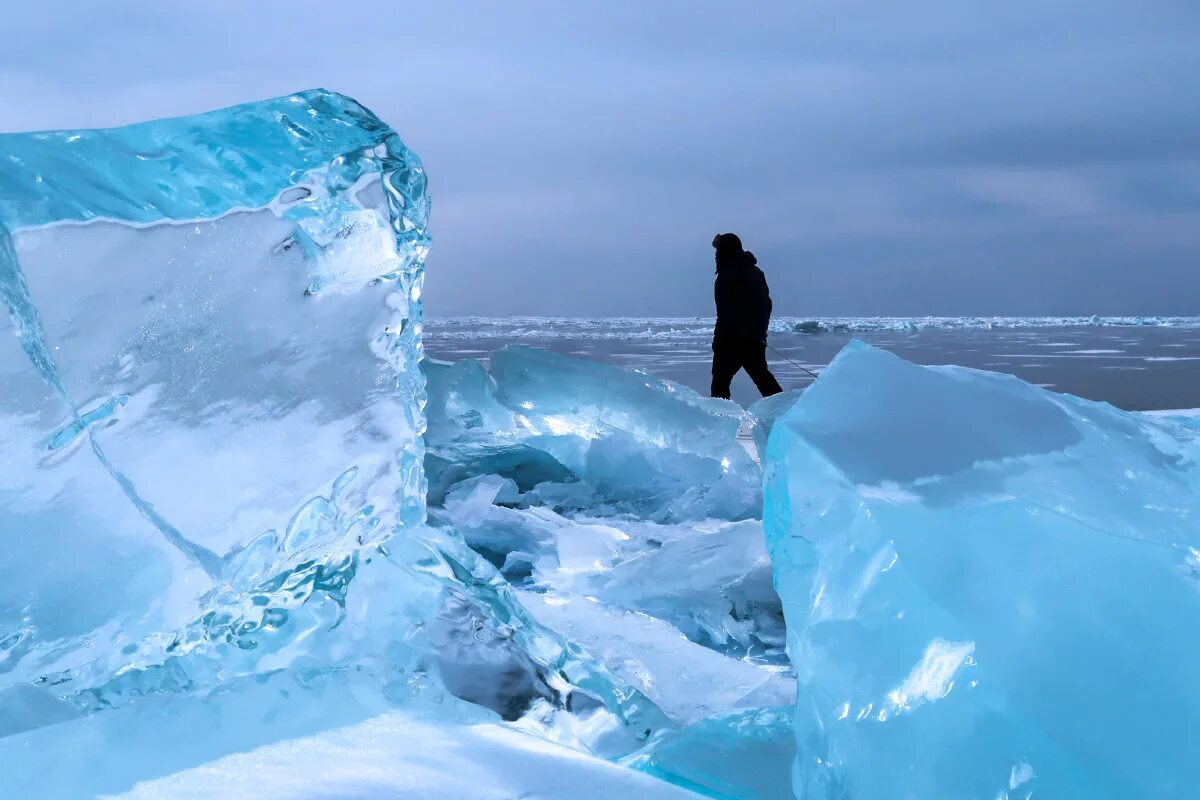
[2,92,1197,800]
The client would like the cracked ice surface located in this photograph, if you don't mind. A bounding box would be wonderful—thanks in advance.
[765,341,1200,799]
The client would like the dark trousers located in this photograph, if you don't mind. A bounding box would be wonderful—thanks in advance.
[711,339,783,400]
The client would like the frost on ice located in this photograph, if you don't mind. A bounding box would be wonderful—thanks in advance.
[765,341,1200,799]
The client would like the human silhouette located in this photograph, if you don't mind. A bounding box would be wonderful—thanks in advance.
[710,233,783,400]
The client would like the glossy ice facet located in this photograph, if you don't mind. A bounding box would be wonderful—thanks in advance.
[764,341,1200,799]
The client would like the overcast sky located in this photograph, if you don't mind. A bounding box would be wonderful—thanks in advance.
[2,1,1197,317]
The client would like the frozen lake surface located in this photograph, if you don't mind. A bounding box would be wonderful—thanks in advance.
[426,317,1200,410]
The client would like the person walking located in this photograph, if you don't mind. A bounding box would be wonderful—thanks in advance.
[710,233,783,400]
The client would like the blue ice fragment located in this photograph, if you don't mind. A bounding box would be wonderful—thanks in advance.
[747,389,803,456]
[764,341,1200,799]
[426,346,762,520]
[0,90,429,696]
[625,707,794,800]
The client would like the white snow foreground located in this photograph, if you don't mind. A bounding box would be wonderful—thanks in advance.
[102,713,702,800]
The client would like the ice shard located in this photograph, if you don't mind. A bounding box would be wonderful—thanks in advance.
[0,90,430,691]
[426,345,762,520]
[625,707,795,800]
[764,341,1200,799]
[747,389,804,456]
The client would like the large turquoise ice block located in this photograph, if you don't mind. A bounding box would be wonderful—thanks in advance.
[0,90,430,690]
[764,341,1200,799]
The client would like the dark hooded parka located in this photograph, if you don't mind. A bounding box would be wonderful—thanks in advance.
[710,233,782,399]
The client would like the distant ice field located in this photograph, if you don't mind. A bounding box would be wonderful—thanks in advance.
[425,317,1200,410]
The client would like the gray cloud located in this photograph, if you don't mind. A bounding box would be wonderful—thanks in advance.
[1,0,1197,316]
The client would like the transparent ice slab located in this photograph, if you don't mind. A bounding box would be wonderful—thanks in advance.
[0,90,429,691]
[765,341,1200,799]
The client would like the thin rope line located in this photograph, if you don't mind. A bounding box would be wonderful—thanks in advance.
[764,340,821,380]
